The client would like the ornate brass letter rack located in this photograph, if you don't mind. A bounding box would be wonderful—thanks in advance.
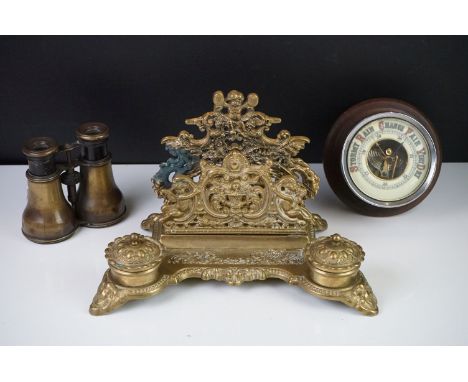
[90,90,378,316]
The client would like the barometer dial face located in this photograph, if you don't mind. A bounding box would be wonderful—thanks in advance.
[343,113,433,205]
[324,99,441,216]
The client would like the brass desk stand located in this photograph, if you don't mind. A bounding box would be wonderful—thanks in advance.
[90,90,378,316]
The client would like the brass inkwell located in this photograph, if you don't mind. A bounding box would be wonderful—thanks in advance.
[90,90,378,316]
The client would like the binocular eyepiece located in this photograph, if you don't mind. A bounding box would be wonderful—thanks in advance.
[22,122,126,244]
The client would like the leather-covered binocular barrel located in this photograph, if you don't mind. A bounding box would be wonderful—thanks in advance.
[21,123,126,244]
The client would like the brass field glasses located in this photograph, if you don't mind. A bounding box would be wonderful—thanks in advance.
[22,122,126,244]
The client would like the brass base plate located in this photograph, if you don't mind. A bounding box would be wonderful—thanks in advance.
[90,247,378,316]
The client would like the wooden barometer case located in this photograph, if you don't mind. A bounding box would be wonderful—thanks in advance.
[90,90,378,316]
[324,98,442,216]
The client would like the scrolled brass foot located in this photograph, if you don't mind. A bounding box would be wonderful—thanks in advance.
[341,275,379,316]
[305,233,379,316]
[89,270,128,316]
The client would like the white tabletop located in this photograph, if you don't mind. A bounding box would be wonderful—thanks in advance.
[0,163,467,345]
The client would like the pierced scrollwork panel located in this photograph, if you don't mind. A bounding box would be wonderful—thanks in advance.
[151,90,327,235]
[153,90,319,200]
[156,149,324,234]
[200,150,271,219]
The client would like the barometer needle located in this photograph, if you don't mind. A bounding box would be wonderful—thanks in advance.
[392,155,399,178]
[375,141,386,156]
[394,136,407,157]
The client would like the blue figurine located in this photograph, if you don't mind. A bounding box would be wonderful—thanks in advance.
[153,145,199,188]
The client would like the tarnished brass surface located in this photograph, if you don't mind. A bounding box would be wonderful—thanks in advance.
[21,123,126,243]
[90,90,378,316]
[76,160,126,227]
[76,122,110,142]
[22,137,78,243]
[75,122,126,227]
[22,172,78,244]
[22,136,59,159]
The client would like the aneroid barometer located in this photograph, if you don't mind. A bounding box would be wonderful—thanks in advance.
[324,98,441,216]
